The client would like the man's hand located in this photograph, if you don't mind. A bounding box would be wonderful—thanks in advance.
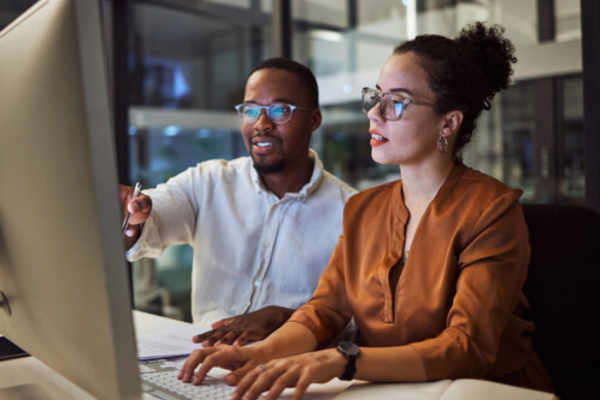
[193,306,295,347]
[119,184,152,249]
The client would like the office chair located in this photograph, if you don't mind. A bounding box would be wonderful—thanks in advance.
[521,203,600,400]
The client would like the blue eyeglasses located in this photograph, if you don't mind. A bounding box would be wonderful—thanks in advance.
[234,103,313,125]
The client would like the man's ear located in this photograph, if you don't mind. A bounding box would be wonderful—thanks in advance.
[440,110,463,139]
[310,109,323,132]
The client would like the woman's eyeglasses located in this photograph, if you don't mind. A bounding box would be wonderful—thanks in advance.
[234,103,313,125]
[361,87,435,121]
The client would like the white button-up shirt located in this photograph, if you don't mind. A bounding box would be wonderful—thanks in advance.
[127,150,356,326]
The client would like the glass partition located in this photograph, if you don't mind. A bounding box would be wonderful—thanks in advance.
[127,0,583,321]
[128,0,271,321]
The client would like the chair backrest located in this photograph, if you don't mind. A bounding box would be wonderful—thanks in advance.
[521,204,600,400]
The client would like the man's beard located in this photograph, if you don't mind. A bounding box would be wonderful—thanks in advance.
[252,158,286,174]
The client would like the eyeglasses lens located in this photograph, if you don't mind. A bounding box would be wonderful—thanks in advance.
[269,104,292,123]
[362,90,378,115]
[238,104,293,124]
[389,98,404,120]
[362,89,404,121]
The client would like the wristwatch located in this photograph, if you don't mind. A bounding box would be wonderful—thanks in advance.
[336,341,360,381]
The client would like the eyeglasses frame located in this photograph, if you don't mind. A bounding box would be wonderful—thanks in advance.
[361,87,436,121]
[234,102,314,125]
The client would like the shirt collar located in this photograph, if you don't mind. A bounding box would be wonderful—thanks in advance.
[392,162,469,223]
[250,149,324,199]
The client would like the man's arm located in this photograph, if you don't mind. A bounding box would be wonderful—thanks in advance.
[192,306,295,346]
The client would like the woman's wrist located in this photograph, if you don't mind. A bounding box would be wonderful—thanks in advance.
[330,348,349,378]
[309,348,347,378]
[248,340,276,363]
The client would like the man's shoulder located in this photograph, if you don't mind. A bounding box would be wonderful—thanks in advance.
[190,157,252,177]
[319,170,358,201]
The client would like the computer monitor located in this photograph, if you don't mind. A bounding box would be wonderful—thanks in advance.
[0,0,142,399]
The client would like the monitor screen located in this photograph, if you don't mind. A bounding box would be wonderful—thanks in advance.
[0,0,141,399]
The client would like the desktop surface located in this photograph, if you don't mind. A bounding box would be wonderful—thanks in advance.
[0,311,557,400]
[0,312,351,400]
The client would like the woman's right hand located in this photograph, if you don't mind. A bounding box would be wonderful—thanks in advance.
[178,344,267,386]
[119,184,151,247]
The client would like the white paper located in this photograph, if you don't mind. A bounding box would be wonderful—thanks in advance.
[136,324,205,360]
[439,379,558,400]
[331,380,452,400]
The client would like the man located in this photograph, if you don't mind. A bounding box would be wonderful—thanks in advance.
[121,58,357,346]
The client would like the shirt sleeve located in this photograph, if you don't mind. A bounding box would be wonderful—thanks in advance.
[287,235,353,347]
[126,168,199,261]
[409,190,530,380]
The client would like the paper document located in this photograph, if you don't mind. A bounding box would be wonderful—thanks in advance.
[137,324,205,360]
[332,379,558,400]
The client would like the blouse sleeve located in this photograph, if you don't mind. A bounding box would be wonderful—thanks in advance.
[287,235,353,347]
[409,190,530,380]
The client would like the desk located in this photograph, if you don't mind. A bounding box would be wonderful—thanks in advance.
[0,311,557,400]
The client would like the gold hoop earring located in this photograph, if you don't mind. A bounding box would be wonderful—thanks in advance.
[437,135,449,153]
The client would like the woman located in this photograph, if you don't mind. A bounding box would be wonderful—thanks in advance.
[178,22,554,400]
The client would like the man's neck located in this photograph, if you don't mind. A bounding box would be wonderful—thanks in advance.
[259,157,315,199]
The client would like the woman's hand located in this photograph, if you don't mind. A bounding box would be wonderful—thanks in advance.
[232,348,346,400]
[177,344,267,386]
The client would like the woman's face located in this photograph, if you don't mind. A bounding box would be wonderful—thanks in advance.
[368,52,445,167]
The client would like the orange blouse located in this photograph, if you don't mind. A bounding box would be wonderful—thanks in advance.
[289,163,553,391]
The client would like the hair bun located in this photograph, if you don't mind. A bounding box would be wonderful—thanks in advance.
[456,22,517,102]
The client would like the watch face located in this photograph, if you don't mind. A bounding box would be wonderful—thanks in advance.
[339,341,360,356]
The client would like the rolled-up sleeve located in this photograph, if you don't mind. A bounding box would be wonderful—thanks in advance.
[126,168,199,261]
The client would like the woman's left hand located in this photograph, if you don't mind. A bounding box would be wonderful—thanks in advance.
[231,348,346,400]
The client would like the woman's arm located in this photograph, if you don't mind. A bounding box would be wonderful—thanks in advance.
[410,190,530,380]
[354,345,426,382]
[230,342,427,400]
[259,321,319,359]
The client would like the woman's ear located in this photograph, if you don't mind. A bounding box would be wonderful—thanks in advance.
[441,110,463,138]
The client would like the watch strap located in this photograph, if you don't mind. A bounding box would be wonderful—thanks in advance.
[337,341,360,381]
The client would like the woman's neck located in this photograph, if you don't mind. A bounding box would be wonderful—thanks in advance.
[400,157,457,205]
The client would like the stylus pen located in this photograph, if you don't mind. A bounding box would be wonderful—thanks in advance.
[122,182,142,234]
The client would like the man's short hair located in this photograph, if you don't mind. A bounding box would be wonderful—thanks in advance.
[249,57,319,109]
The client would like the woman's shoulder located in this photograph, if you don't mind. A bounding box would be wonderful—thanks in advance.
[347,180,400,206]
[449,165,522,204]
[435,165,524,230]
[342,181,403,225]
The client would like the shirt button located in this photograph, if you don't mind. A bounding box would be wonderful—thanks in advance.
[253,280,260,287]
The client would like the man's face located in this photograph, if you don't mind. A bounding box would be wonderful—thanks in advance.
[241,69,321,175]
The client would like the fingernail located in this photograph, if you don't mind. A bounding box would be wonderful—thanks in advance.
[126,228,134,237]
[214,341,221,346]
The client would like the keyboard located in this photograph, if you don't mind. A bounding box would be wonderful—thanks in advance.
[140,360,236,400]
